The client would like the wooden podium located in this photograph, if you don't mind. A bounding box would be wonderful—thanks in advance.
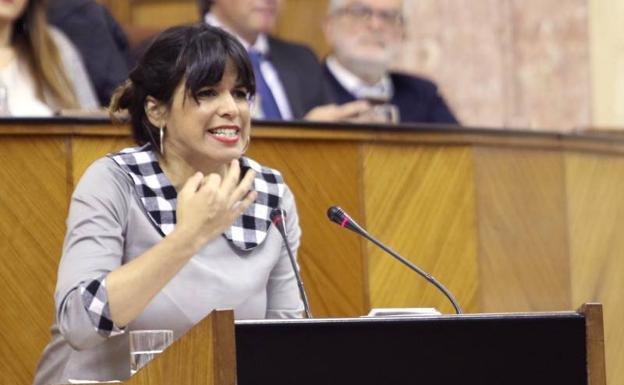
[125,303,606,385]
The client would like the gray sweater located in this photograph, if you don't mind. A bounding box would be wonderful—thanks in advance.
[33,157,303,384]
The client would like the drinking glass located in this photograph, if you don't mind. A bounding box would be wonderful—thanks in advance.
[129,330,174,375]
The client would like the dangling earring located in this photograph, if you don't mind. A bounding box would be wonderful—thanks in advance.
[242,135,251,153]
[159,124,165,155]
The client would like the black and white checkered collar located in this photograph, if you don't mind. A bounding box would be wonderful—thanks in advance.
[108,144,285,251]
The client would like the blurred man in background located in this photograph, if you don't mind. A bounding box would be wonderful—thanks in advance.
[202,0,371,121]
[323,0,459,124]
[48,0,133,106]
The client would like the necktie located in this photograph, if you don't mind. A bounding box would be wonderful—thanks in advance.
[248,49,282,120]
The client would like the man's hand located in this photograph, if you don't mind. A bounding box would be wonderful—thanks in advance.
[303,100,373,122]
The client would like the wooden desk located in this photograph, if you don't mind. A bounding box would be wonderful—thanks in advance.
[1,119,622,385]
[125,305,607,385]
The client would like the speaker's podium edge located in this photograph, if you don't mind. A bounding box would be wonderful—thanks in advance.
[124,309,236,385]
[581,303,607,385]
[122,303,605,385]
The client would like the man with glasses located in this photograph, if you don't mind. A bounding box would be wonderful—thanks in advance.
[200,0,372,121]
[323,0,459,124]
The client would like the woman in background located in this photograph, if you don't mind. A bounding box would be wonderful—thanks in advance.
[0,0,98,116]
[33,24,303,384]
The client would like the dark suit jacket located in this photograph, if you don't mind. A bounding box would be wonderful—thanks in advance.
[323,64,459,124]
[48,0,132,106]
[267,37,333,119]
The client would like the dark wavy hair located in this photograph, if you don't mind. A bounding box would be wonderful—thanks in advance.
[110,24,255,152]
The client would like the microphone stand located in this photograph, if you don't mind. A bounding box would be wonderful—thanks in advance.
[328,206,463,314]
[271,208,313,318]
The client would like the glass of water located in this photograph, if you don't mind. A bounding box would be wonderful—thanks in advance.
[129,330,174,375]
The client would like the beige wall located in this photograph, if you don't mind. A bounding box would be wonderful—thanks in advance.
[396,0,592,131]
[589,0,624,128]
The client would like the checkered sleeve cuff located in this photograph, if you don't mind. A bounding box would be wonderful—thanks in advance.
[79,275,125,337]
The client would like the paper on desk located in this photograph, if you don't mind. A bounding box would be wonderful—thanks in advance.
[366,308,441,317]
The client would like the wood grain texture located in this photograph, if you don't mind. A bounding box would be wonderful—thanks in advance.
[274,0,330,58]
[131,2,197,28]
[71,137,134,189]
[0,137,68,385]
[580,303,607,385]
[566,153,624,385]
[363,144,478,314]
[474,147,571,311]
[247,140,368,317]
[125,310,236,385]
[2,123,624,385]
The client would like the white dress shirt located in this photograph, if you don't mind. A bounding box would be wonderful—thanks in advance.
[325,55,393,102]
[204,13,293,120]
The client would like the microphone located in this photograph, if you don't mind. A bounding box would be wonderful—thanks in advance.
[327,206,463,314]
[270,208,313,318]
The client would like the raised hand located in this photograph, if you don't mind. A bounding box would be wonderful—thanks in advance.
[107,160,256,326]
[176,159,257,249]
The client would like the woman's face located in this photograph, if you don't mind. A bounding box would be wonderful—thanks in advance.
[162,60,252,171]
[0,0,28,23]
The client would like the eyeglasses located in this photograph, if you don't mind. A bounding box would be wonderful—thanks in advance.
[334,3,404,27]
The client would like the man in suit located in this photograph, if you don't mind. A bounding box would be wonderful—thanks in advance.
[201,0,370,121]
[48,0,133,106]
[323,0,459,124]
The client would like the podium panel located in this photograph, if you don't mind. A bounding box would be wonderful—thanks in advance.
[235,313,587,385]
[120,305,603,385]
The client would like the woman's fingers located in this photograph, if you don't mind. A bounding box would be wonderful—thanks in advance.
[183,163,256,219]
[202,172,222,192]
[231,190,257,216]
[178,171,204,198]
[198,160,242,198]
[176,164,259,246]
[227,169,256,208]
[219,159,241,193]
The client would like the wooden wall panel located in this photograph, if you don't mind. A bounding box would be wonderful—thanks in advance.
[474,148,571,311]
[363,144,478,314]
[565,152,624,385]
[131,2,198,28]
[247,140,368,317]
[0,138,68,385]
[3,123,624,385]
[71,137,134,188]
[274,0,330,58]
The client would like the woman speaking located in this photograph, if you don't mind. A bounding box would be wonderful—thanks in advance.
[33,24,303,384]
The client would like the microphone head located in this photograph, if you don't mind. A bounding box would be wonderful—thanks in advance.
[326,205,366,234]
[270,208,286,232]
[327,206,346,224]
